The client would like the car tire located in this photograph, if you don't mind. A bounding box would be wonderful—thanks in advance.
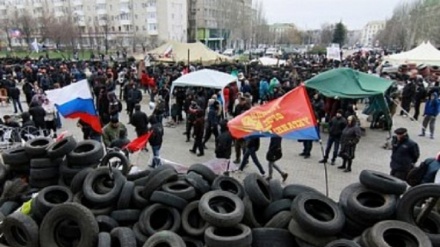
[3,212,39,247]
[292,192,345,236]
[187,163,217,184]
[47,136,77,159]
[244,173,272,208]
[359,170,407,195]
[24,137,53,157]
[67,140,104,166]
[143,230,186,247]
[204,224,252,247]
[162,180,197,201]
[212,175,245,198]
[181,200,209,236]
[39,203,99,247]
[199,190,244,228]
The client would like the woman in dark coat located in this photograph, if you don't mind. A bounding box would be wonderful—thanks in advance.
[338,115,362,172]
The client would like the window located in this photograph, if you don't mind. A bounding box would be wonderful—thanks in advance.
[135,14,138,19]
[143,26,146,31]
[118,26,121,31]
[148,23,157,30]
[136,26,138,31]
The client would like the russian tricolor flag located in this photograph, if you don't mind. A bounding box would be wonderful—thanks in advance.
[45,79,102,133]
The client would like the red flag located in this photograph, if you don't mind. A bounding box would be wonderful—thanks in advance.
[124,131,152,152]
[228,85,319,140]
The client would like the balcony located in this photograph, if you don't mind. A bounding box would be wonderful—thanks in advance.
[146,6,156,12]
[96,0,106,4]
[120,7,130,14]
[73,10,84,16]
[53,1,63,7]
[96,9,107,15]
[72,0,82,6]
[120,19,131,25]
[16,4,25,9]
[33,2,42,7]
[147,17,157,24]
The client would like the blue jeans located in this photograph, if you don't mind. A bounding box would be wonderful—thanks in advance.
[151,145,161,167]
[239,147,265,174]
[12,99,23,113]
[324,136,340,161]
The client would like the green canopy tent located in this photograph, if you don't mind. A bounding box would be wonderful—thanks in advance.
[305,68,393,129]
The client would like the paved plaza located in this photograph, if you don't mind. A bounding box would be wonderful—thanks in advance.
[1,94,438,200]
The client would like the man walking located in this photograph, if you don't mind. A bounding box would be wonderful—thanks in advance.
[390,128,420,180]
[319,110,347,165]
[148,116,164,167]
[9,83,23,113]
[130,104,149,137]
[266,137,288,182]
[239,136,265,175]
[419,92,439,139]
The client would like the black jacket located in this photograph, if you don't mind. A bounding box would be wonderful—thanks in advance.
[246,137,260,151]
[148,123,163,147]
[390,135,420,171]
[127,88,142,104]
[329,116,347,138]
[266,137,282,162]
[130,111,149,132]
[215,130,233,159]
[29,106,46,126]
[8,87,20,100]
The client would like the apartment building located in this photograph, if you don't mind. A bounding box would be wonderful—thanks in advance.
[188,0,254,50]
[361,20,385,47]
[0,0,187,49]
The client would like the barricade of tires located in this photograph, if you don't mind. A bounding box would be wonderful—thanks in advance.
[0,136,439,247]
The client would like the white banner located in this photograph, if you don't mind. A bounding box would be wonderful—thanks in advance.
[326,47,341,61]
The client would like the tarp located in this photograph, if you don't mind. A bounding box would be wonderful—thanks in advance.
[383,41,440,66]
[305,68,393,129]
[170,69,238,117]
[251,57,287,66]
[305,68,393,98]
[147,41,232,65]
[228,85,320,140]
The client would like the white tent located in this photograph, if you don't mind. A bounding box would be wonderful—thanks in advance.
[170,69,238,116]
[252,57,287,66]
[384,41,440,66]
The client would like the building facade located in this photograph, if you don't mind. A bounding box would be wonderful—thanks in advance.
[361,20,385,47]
[188,0,253,50]
[0,0,187,49]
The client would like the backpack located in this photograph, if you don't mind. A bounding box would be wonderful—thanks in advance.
[406,158,435,186]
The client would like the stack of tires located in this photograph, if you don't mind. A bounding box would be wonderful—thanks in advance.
[60,139,105,186]
[0,145,439,247]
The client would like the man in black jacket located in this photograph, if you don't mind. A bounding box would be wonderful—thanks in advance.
[239,136,265,175]
[130,104,149,137]
[413,81,427,121]
[390,128,420,180]
[215,120,233,160]
[319,110,347,165]
[148,116,164,167]
[233,96,251,164]
[126,83,142,117]
[9,83,22,113]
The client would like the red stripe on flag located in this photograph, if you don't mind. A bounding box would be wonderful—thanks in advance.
[124,131,152,152]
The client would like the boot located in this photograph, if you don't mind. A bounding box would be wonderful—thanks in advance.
[337,165,346,169]
[344,160,352,172]
[419,130,425,136]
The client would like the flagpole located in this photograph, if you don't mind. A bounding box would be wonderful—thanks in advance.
[319,140,329,197]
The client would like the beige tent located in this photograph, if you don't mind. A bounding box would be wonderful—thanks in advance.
[384,41,440,66]
[147,41,232,65]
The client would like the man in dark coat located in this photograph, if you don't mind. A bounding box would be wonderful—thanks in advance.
[232,96,251,164]
[203,100,219,147]
[126,83,142,117]
[239,136,265,175]
[190,110,205,156]
[320,109,347,165]
[215,120,233,160]
[413,81,427,121]
[28,102,46,131]
[400,80,416,117]
[266,136,288,181]
[9,83,22,113]
[184,100,200,142]
[148,116,164,167]
[390,128,420,180]
[130,104,149,137]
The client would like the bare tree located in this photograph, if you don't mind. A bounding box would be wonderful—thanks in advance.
[15,10,37,47]
[0,17,15,50]
[320,23,334,46]
[252,0,272,46]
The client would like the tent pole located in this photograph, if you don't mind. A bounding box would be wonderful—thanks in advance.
[319,140,329,197]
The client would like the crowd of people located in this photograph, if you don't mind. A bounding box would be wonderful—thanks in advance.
[0,50,439,183]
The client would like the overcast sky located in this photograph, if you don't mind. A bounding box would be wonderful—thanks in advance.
[261,0,403,30]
